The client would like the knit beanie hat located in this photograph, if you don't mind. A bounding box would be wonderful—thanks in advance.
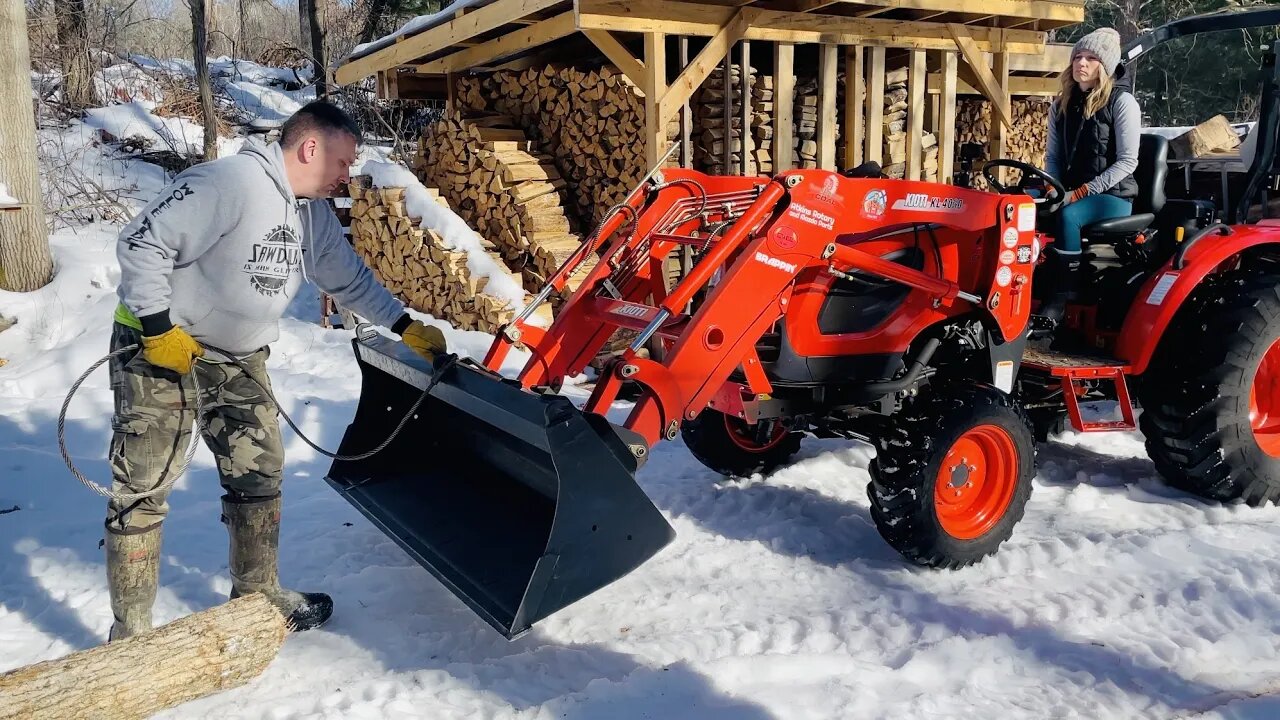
[1072,27,1122,77]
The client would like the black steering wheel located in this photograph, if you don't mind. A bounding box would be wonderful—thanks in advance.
[982,159,1066,205]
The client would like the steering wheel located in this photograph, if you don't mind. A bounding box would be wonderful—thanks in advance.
[982,159,1066,205]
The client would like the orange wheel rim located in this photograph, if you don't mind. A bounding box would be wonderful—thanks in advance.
[724,415,787,453]
[934,424,1019,540]
[1250,337,1280,458]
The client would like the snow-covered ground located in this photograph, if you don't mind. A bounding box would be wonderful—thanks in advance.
[5,55,1280,720]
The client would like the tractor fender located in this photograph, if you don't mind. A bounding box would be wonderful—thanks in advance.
[1116,223,1280,375]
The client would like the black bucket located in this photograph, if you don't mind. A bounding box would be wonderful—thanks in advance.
[324,334,675,639]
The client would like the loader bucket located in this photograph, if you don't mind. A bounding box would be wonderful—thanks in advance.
[324,335,675,639]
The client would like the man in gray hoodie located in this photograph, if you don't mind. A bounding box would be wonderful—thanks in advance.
[104,101,444,638]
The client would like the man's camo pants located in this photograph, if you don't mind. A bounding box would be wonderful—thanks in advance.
[106,322,284,532]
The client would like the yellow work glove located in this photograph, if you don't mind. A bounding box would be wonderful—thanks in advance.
[141,325,204,374]
[401,320,447,362]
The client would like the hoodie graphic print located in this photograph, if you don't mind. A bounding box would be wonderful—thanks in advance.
[115,137,404,356]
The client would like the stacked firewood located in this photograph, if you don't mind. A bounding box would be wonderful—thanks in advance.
[751,74,775,174]
[456,65,678,226]
[414,116,594,304]
[792,76,820,169]
[696,65,752,175]
[876,67,939,181]
[955,98,1051,187]
[346,175,552,332]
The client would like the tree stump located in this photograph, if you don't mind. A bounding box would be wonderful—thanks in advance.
[0,594,287,720]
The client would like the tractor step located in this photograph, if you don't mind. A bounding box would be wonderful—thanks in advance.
[1021,349,1136,432]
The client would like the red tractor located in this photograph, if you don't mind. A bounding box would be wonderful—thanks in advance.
[325,7,1280,640]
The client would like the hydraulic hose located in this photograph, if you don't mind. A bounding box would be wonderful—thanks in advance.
[59,327,459,502]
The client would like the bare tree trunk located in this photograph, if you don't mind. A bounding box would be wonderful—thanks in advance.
[1115,0,1143,89]
[360,0,391,45]
[299,0,311,52]
[55,0,96,109]
[308,0,328,96]
[191,0,218,160]
[0,0,53,292]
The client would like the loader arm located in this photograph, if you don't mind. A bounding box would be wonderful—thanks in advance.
[491,169,1035,446]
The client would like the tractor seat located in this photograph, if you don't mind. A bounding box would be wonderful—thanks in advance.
[1083,212,1156,235]
[1081,133,1168,244]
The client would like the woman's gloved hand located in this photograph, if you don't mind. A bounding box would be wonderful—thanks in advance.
[1068,185,1091,204]
[141,326,205,374]
[402,320,447,361]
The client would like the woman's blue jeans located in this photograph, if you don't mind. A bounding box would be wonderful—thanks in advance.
[1054,194,1133,253]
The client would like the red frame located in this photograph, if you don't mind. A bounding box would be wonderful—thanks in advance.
[481,168,1037,446]
[1115,224,1280,374]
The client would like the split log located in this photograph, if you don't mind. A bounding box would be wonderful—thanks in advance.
[347,173,551,332]
[456,64,678,227]
[0,594,286,720]
[955,98,1051,188]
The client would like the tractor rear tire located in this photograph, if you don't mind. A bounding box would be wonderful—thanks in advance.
[868,384,1036,568]
[681,408,802,478]
[1139,271,1280,505]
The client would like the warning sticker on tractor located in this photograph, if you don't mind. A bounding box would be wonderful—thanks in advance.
[1018,203,1036,232]
[787,203,835,230]
[994,361,1015,394]
[1146,272,1179,305]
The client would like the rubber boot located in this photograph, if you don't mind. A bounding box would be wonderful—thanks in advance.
[222,494,333,631]
[105,524,161,641]
[1034,248,1083,334]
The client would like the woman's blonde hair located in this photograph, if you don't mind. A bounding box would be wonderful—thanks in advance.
[1056,63,1115,119]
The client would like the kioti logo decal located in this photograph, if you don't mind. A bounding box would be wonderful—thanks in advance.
[893,193,965,212]
[610,304,649,318]
[754,251,797,274]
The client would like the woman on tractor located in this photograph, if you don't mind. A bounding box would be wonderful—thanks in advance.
[1040,27,1142,327]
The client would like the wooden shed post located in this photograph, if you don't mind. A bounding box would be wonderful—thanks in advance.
[818,43,838,170]
[906,49,926,180]
[679,36,692,168]
[990,51,1010,184]
[844,45,864,170]
[644,32,667,169]
[937,50,959,184]
[865,46,885,165]
[773,42,795,171]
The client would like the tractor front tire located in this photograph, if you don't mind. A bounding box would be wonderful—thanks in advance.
[868,384,1036,568]
[1139,271,1280,505]
[681,408,802,478]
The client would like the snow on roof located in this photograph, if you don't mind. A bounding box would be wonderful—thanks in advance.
[346,0,495,64]
[0,183,17,207]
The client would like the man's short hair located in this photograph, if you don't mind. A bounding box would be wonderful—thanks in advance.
[280,100,362,148]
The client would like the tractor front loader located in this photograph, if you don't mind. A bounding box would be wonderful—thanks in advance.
[326,162,1051,637]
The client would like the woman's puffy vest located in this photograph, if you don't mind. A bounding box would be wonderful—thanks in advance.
[1059,79,1138,201]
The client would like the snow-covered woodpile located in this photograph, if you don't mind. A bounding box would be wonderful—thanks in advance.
[412,116,593,311]
[346,175,551,333]
[456,66,678,226]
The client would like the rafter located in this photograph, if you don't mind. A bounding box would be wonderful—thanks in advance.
[417,12,576,74]
[336,0,566,85]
